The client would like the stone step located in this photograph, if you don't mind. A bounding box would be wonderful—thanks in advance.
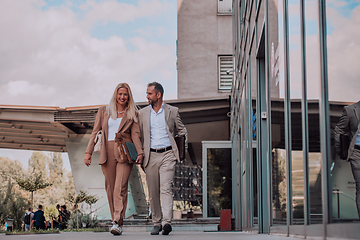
[123,224,219,232]
[99,218,220,232]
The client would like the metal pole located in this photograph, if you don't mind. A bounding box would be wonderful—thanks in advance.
[317,0,332,238]
[265,0,273,232]
[299,0,311,227]
[282,0,293,230]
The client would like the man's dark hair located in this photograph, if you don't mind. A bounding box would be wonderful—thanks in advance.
[38,205,42,209]
[148,82,164,98]
[28,207,32,211]
[61,205,67,210]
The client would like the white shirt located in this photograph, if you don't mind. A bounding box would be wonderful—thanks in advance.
[355,128,360,146]
[150,104,171,149]
[108,117,122,141]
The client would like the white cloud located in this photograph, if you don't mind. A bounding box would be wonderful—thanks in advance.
[6,80,56,97]
[277,0,360,102]
[81,0,171,26]
[326,4,360,102]
[136,27,166,37]
[0,0,176,107]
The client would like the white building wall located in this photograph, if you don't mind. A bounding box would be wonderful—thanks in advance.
[177,0,233,99]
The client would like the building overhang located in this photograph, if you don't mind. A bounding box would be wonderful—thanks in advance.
[0,97,231,152]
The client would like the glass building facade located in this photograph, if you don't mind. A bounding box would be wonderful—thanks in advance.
[230,0,360,238]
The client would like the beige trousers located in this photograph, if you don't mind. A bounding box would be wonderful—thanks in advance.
[145,150,177,226]
[101,140,133,225]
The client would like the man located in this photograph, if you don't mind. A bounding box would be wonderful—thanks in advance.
[139,82,187,235]
[32,205,46,230]
[23,208,33,231]
[53,204,60,229]
[334,101,360,219]
[59,205,70,230]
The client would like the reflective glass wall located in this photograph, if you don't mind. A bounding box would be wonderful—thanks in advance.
[231,0,360,238]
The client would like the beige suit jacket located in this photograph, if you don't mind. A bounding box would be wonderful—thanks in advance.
[334,101,360,161]
[138,103,188,167]
[86,106,144,165]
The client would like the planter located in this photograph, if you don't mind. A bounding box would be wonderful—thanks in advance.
[220,209,231,231]
[173,210,182,219]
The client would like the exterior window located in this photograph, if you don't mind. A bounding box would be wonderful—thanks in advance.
[218,55,233,91]
[218,0,232,14]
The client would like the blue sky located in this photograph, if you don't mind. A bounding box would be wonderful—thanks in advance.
[0,0,177,107]
[0,0,177,170]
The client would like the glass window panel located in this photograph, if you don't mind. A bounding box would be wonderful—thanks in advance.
[270,0,286,224]
[287,0,305,224]
[207,148,232,217]
[327,0,360,223]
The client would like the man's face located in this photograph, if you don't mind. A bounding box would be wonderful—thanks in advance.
[146,86,160,106]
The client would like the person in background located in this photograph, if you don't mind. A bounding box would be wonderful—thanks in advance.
[59,205,70,230]
[23,207,33,231]
[334,100,360,219]
[83,82,144,236]
[32,205,46,230]
[53,204,61,229]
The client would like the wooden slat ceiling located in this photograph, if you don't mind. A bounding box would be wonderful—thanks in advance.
[0,118,70,152]
[0,98,231,152]
[0,105,106,152]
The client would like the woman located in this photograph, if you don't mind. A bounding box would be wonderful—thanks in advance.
[83,83,144,235]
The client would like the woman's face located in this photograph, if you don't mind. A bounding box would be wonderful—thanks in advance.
[116,87,129,108]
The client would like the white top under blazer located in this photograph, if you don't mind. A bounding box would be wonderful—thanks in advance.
[108,117,122,141]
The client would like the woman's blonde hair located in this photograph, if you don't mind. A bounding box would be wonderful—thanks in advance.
[107,83,138,121]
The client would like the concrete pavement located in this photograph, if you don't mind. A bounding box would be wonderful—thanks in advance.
[0,231,302,240]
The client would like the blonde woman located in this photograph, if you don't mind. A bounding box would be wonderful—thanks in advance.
[84,83,144,235]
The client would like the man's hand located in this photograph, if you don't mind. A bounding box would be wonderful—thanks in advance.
[135,154,144,165]
[84,153,92,167]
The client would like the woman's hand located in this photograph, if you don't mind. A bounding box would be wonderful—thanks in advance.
[135,154,144,165]
[84,153,92,167]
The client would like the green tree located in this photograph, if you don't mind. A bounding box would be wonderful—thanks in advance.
[0,152,77,229]
[66,190,98,229]
[85,194,99,214]
[0,157,29,230]
[15,171,52,211]
[48,152,66,205]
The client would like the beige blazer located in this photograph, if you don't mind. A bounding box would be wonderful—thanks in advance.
[86,106,144,165]
[334,101,360,161]
[138,103,188,167]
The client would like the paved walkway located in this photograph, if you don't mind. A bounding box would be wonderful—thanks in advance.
[0,231,301,240]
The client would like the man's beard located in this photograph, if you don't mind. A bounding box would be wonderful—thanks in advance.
[149,98,158,106]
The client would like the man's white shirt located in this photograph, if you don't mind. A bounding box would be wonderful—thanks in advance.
[150,103,172,149]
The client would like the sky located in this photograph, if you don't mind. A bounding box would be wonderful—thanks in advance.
[0,0,177,108]
[277,0,360,102]
[0,0,177,170]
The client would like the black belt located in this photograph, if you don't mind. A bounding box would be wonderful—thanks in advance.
[150,146,172,153]
[355,145,360,150]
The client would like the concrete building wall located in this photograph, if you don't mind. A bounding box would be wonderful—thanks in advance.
[177,0,233,99]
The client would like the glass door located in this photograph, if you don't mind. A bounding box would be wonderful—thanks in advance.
[202,141,232,218]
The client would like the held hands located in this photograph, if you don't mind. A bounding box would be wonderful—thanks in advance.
[84,153,92,167]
